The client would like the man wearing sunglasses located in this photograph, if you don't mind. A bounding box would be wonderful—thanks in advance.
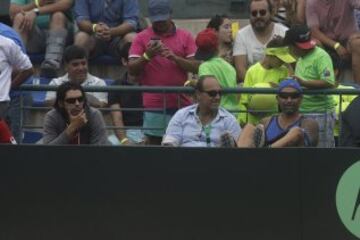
[162,75,241,147]
[43,82,108,145]
[233,0,288,83]
[238,79,319,148]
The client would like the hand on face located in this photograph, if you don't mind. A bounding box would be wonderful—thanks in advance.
[69,109,88,130]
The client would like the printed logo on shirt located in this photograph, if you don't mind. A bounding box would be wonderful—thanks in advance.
[322,68,331,78]
[336,161,360,239]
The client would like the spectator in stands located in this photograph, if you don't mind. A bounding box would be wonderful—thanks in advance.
[333,83,357,145]
[356,10,360,29]
[43,82,108,145]
[162,75,241,147]
[45,45,107,108]
[233,0,288,83]
[340,96,360,147]
[128,0,199,145]
[0,21,28,143]
[237,79,319,147]
[239,36,295,126]
[306,0,360,83]
[10,0,73,78]
[271,0,306,27]
[109,42,144,145]
[0,34,33,127]
[74,0,139,59]
[195,28,238,114]
[284,24,336,147]
[0,119,17,144]
[207,14,234,65]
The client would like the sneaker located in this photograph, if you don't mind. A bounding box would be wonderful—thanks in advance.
[40,60,59,79]
[220,132,236,148]
[253,124,265,148]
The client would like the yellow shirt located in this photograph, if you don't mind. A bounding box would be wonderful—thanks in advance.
[238,62,289,125]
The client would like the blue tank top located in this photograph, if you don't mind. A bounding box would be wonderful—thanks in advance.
[265,115,310,146]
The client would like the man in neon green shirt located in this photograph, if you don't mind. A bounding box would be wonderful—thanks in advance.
[285,24,336,147]
[239,36,295,126]
[196,28,238,114]
[10,0,73,78]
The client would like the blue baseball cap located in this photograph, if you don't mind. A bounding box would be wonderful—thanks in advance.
[278,78,303,93]
[148,0,171,23]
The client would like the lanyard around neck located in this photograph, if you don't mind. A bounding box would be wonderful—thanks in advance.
[203,125,212,147]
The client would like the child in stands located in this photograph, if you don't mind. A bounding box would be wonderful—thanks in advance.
[238,36,295,126]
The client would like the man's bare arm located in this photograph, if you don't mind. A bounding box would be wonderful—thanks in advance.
[11,68,34,88]
[234,55,248,83]
[110,22,135,38]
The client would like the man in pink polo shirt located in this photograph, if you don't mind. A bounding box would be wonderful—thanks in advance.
[128,0,199,145]
[306,0,360,83]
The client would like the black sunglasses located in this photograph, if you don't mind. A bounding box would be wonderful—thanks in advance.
[64,96,85,104]
[251,9,267,17]
[202,90,222,97]
[278,92,302,99]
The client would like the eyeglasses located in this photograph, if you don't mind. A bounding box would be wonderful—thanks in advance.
[202,90,222,97]
[278,92,302,99]
[251,9,267,17]
[64,96,85,104]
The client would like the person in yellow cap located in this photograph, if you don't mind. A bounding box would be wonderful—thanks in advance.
[238,36,296,126]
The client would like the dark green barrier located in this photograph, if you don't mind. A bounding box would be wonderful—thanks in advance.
[0,146,359,240]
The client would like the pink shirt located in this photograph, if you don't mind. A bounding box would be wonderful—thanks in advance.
[306,0,360,42]
[129,26,196,109]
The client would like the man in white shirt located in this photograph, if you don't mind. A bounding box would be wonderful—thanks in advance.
[0,35,33,119]
[45,45,108,108]
[233,0,288,83]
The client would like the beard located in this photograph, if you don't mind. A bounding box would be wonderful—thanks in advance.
[281,105,298,115]
[251,18,271,32]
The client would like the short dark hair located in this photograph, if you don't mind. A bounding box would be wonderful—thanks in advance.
[266,35,286,48]
[248,0,273,15]
[207,14,229,31]
[54,82,87,116]
[196,75,217,92]
[119,42,132,61]
[63,45,88,64]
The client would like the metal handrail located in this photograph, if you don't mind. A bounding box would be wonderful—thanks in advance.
[17,84,360,95]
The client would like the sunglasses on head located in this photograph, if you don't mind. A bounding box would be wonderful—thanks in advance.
[64,96,85,104]
[251,9,267,17]
[202,90,222,97]
[278,92,302,99]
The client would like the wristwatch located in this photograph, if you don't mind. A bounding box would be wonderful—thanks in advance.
[33,8,40,16]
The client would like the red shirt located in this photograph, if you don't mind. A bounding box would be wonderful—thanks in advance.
[0,120,16,144]
[129,26,196,109]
